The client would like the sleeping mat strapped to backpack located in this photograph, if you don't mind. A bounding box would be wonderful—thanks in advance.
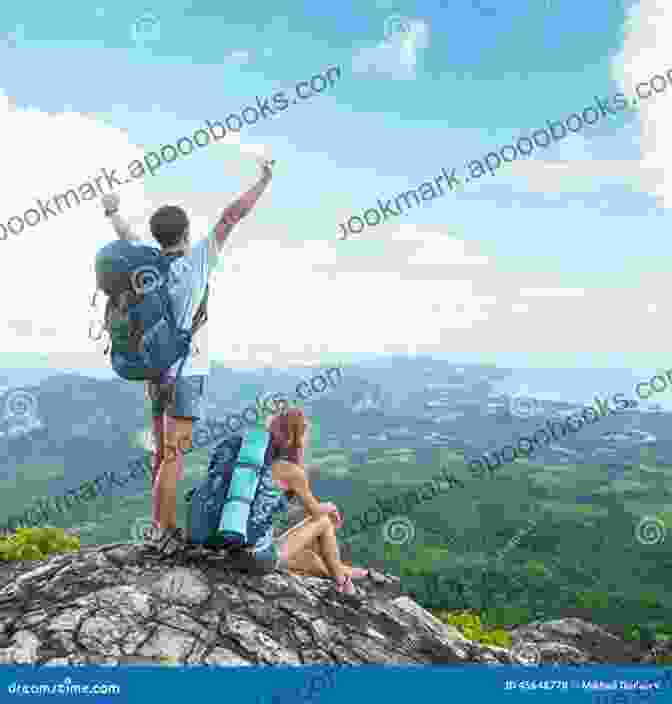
[185,428,273,549]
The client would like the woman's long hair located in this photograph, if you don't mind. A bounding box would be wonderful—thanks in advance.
[268,408,309,501]
[268,407,309,465]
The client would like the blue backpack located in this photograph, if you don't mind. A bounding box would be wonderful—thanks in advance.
[93,240,208,382]
[185,428,274,549]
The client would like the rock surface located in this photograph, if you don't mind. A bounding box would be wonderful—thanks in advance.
[0,544,663,666]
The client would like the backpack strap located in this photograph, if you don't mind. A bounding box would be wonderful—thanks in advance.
[191,284,209,336]
[155,268,189,384]
[160,250,208,384]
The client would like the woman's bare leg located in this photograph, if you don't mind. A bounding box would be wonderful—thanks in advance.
[279,519,366,578]
[278,521,334,577]
[287,550,369,578]
[279,515,348,582]
[308,537,370,577]
[287,548,331,577]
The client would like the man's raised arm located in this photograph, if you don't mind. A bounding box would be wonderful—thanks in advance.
[101,193,141,243]
[212,159,274,253]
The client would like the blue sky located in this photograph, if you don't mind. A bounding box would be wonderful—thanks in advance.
[0,0,670,374]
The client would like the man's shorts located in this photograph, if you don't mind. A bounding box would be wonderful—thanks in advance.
[149,375,207,421]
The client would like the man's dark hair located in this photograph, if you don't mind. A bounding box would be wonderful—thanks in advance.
[149,205,189,249]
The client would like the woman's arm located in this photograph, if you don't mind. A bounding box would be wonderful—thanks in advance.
[272,461,342,529]
[272,461,322,518]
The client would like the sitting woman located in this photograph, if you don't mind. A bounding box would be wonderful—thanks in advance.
[241,407,368,595]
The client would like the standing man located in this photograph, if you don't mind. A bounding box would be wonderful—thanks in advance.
[101,158,274,554]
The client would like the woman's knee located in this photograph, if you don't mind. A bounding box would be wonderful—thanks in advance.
[316,514,334,533]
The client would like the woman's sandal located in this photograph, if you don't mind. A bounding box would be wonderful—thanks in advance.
[347,567,369,580]
[335,574,356,595]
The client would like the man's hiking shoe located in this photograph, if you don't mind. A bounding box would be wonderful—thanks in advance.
[141,524,161,550]
[157,527,185,557]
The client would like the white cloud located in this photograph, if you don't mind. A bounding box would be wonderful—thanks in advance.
[510,158,649,192]
[0,91,274,370]
[612,0,672,208]
[0,92,149,364]
[0,78,669,371]
[405,230,489,267]
[506,0,672,203]
[352,18,430,81]
[206,131,273,179]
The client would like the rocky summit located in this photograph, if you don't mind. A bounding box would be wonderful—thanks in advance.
[0,543,667,667]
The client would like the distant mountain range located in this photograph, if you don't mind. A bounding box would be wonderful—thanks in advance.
[1,357,671,508]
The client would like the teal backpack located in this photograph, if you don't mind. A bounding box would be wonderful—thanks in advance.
[185,428,274,549]
[93,240,209,383]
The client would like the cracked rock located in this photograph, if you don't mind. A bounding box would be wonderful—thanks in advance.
[0,543,659,666]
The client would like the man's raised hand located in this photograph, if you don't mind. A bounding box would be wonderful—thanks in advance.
[102,193,120,212]
[256,157,275,179]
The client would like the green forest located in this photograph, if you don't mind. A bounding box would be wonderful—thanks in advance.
[3,438,672,655]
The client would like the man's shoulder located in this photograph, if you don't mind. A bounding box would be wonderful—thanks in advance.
[188,236,215,281]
